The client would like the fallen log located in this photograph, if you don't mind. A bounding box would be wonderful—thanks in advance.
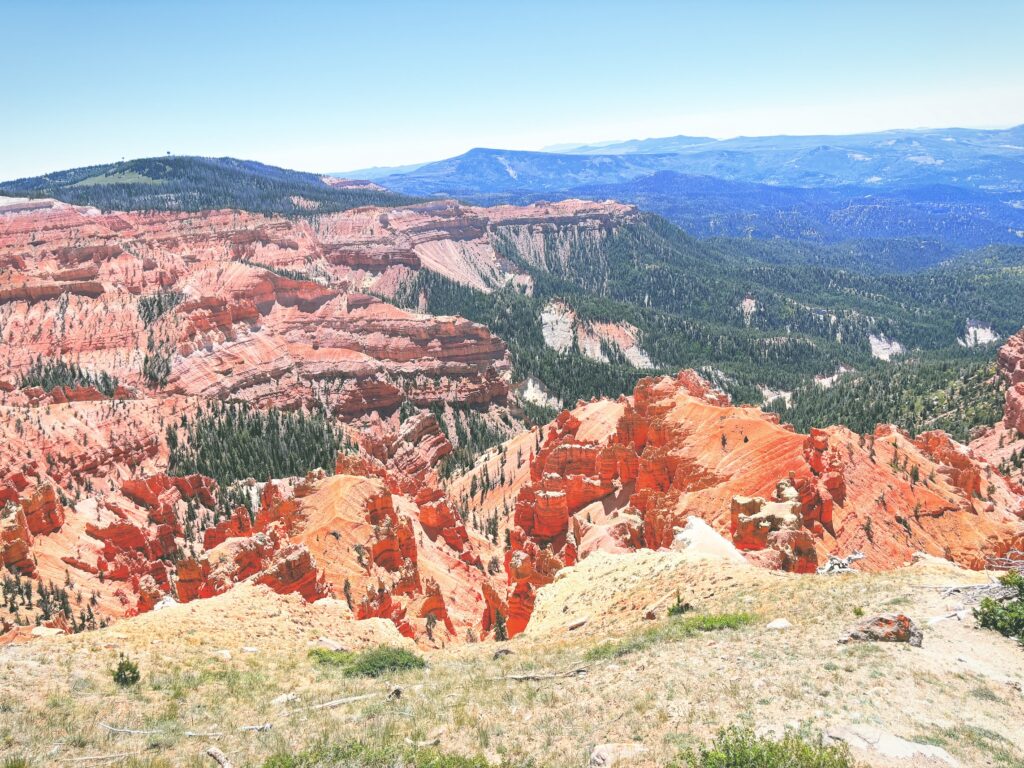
[99,723,161,735]
[405,737,442,747]
[817,552,864,574]
[491,666,588,682]
[306,692,379,711]
[206,747,234,768]
[65,755,132,764]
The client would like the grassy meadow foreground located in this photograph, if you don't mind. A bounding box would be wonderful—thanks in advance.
[1,550,1022,768]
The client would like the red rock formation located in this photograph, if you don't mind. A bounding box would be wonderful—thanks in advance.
[4,190,1020,644]
[20,485,65,536]
[0,200,512,424]
[1,502,36,574]
[416,487,472,556]
[495,369,1024,633]
[241,471,494,644]
[997,329,1024,434]
[254,544,329,601]
[173,557,212,602]
[202,507,253,550]
[358,587,414,639]
[0,196,639,634]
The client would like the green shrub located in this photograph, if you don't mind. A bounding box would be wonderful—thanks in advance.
[676,726,855,768]
[262,737,489,768]
[586,611,755,661]
[974,571,1024,643]
[112,653,141,687]
[682,613,753,632]
[667,591,692,617]
[308,645,426,678]
[2,757,33,768]
[307,647,355,667]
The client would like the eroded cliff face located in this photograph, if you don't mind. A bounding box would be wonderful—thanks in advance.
[3,195,1023,645]
[970,329,1024,484]
[472,370,1024,636]
[998,329,1024,434]
[0,199,515,419]
[0,196,541,639]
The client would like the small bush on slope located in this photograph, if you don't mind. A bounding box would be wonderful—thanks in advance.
[585,611,754,661]
[674,727,855,768]
[667,591,693,617]
[308,646,426,678]
[974,571,1024,644]
[262,738,490,768]
[112,654,141,687]
[307,647,355,667]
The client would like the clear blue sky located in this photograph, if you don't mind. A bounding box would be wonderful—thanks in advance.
[3,0,1023,179]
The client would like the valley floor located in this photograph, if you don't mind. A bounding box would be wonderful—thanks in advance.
[1,551,1022,768]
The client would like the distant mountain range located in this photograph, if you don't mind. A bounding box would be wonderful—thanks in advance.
[355,125,1024,190]
[344,125,1024,250]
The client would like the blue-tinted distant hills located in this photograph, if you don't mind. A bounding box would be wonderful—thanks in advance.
[353,125,1024,251]
[564,172,1024,249]
[555,125,1024,189]
[359,125,1024,192]
[364,147,682,194]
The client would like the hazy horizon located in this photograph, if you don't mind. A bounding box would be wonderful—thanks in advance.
[3,0,1024,179]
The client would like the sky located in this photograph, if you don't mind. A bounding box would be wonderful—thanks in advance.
[2,0,1023,179]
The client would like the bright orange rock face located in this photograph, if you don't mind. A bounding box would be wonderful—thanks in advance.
[997,329,1024,434]
[270,472,494,644]
[495,371,1024,635]
[970,330,1024,487]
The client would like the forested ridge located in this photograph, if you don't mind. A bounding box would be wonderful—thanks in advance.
[166,402,353,522]
[0,156,421,215]
[767,351,1006,442]
[397,212,1023,440]
[19,357,119,398]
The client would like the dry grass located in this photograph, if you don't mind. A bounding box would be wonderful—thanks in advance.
[1,554,1023,767]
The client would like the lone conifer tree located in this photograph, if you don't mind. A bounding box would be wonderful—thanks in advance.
[494,610,508,641]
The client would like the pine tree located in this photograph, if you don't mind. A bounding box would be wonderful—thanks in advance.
[494,611,508,642]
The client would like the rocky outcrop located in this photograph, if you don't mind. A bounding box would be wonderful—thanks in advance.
[20,485,65,536]
[253,544,328,601]
[416,487,474,560]
[493,369,1024,634]
[239,471,495,644]
[0,483,67,576]
[172,531,328,605]
[352,410,453,482]
[1,502,35,574]
[839,613,923,647]
[997,329,1024,433]
[202,507,253,550]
